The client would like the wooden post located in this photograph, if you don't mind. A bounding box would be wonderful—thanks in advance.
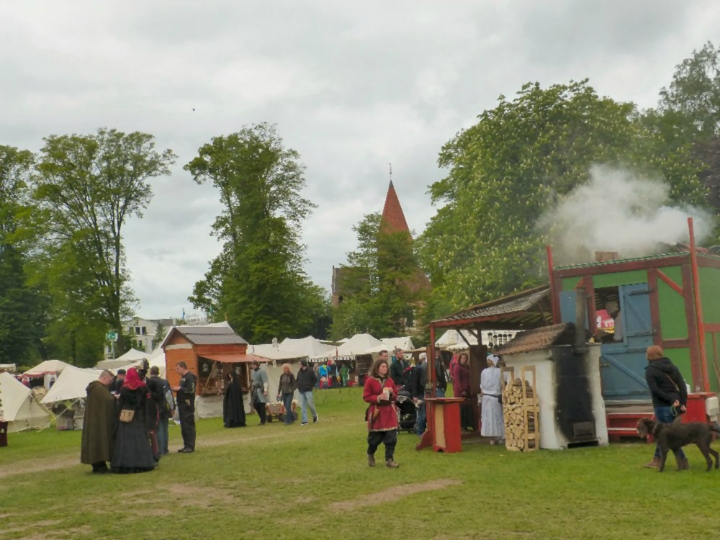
[689,217,710,392]
[546,245,560,324]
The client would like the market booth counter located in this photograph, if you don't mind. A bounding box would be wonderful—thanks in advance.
[163,324,269,418]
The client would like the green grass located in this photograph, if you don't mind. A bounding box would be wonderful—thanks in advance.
[1,388,719,539]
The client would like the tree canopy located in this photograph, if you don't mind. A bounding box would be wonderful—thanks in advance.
[417,79,706,319]
[185,123,328,343]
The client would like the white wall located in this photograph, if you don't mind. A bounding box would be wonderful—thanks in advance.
[503,344,607,450]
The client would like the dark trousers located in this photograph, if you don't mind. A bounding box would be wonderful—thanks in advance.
[367,430,398,461]
[157,417,169,454]
[179,401,196,450]
[416,402,427,435]
[461,403,473,430]
[253,397,267,424]
[282,393,294,425]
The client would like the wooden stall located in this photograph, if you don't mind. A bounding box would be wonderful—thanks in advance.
[163,325,269,398]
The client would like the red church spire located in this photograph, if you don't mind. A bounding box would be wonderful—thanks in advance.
[381,179,410,234]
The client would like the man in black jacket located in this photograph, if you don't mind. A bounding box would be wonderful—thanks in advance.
[296,360,319,425]
[389,349,409,387]
[411,353,428,436]
[644,345,688,469]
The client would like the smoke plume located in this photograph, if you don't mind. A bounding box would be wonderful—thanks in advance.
[538,165,714,263]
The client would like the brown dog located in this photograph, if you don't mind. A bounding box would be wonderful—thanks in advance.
[637,418,720,472]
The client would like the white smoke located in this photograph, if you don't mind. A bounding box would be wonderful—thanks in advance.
[539,165,714,263]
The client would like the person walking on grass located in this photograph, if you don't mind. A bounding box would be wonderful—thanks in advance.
[296,360,319,425]
[363,358,400,468]
[81,370,116,474]
[250,361,269,425]
[277,363,297,426]
[172,362,197,453]
[644,345,688,469]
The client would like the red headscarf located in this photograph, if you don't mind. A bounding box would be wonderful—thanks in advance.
[122,367,145,391]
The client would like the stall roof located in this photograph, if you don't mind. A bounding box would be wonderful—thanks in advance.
[200,353,270,364]
[495,323,572,356]
[165,325,248,346]
[24,360,70,376]
[431,285,552,330]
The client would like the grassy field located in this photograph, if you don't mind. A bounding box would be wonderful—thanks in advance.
[1,388,719,540]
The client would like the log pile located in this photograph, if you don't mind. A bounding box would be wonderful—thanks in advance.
[502,375,539,452]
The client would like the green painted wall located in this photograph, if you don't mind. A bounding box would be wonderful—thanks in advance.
[665,347,694,390]
[593,270,648,289]
[699,267,720,324]
[705,335,720,393]
[657,266,688,340]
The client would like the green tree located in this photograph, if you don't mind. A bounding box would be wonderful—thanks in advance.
[0,146,47,364]
[153,321,168,349]
[32,128,176,360]
[330,212,426,339]
[185,123,323,343]
[418,80,705,317]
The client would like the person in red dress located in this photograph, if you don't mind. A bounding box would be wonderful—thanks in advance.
[363,359,400,468]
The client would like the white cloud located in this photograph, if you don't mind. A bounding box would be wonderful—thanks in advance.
[1,0,719,318]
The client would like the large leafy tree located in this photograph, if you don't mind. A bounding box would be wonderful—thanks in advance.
[0,146,47,364]
[418,80,705,318]
[330,212,426,339]
[186,123,326,343]
[32,128,176,362]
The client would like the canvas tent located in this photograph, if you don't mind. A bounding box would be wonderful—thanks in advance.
[41,365,101,405]
[336,333,382,357]
[366,336,415,354]
[279,336,335,359]
[0,372,51,432]
[434,329,520,351]
[24,360,69,376]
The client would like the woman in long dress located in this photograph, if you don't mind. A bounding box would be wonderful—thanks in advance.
[480,354,505,445]
[111,367,156,474]
[223,370,247,428]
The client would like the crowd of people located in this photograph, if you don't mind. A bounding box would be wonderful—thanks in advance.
[81,360,193,474]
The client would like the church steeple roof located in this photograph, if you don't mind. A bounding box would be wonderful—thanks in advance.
[381,180,410,234]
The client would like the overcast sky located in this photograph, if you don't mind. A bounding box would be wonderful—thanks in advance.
[2,1,719,319]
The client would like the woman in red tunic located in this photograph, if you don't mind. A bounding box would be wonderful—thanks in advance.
[363,359,400,468]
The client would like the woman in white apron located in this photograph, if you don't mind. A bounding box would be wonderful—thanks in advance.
[480,354,505,445]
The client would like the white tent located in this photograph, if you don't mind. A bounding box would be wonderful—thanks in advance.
[0,372,51,432]
[116,348,149,362]
[279,336,335,359]
[435,329,520,351]
[147,347,166,378]
[335,333,382,357]
[249,344,304,361]
[24,360,70,376]
[365,336,415,354]
[41,365,101,405]
[95,358,136,370]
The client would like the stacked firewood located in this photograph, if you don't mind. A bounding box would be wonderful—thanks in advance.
[503,377,538,452]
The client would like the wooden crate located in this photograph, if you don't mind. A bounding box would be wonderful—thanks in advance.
[501,365,539,452]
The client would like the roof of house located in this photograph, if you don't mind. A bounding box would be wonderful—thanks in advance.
[381,180,410,234]
[496,323,573,356]
[432,285,552,329]
[167,324,248,346]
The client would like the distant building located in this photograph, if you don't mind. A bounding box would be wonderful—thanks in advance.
[104,317,174,358]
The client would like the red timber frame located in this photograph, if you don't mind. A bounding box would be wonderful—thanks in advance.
[547,218,713,392]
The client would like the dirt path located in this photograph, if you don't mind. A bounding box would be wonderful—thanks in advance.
[0,424,339,479]
[330,479,462,511]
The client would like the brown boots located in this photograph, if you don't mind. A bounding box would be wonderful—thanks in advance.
[385,459,400,468]
[643,456,690,470]
[367,454,375,467]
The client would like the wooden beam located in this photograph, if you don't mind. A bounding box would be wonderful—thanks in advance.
[704,323,720,333]
[662,338,690,349]
[585,275,597,334]
[555,255,689,278]
[546,246,560,324]
[697,255,720,269]
[688,217,710,392]
[681,264,703,391]
[648,269,663,346]
[656,269,684,296]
